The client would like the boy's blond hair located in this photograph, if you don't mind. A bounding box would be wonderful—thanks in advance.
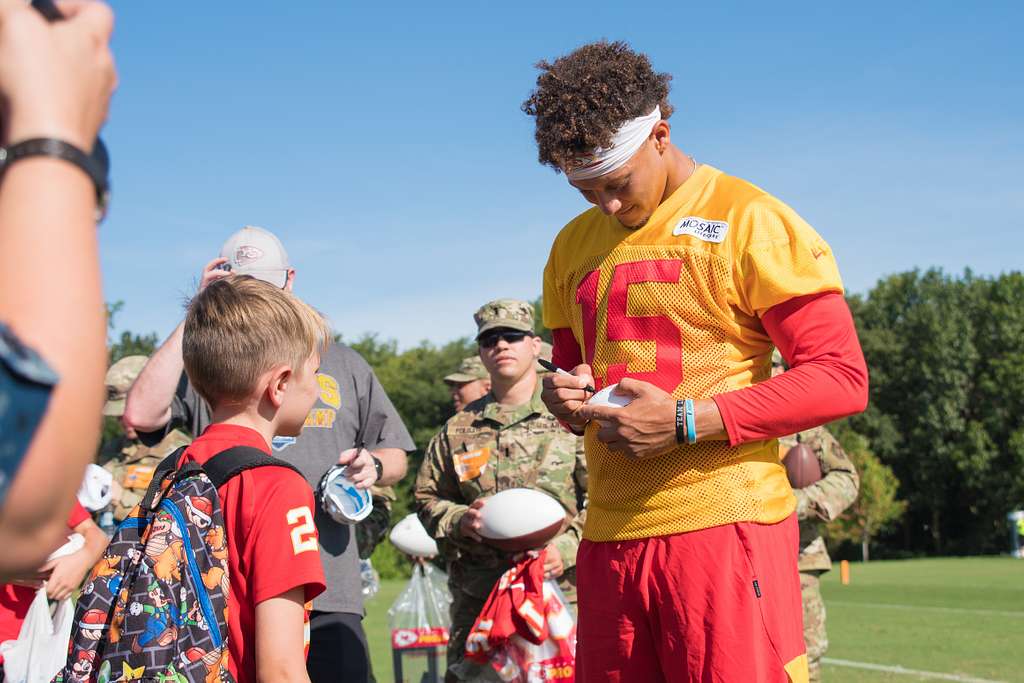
[183,276,330,407]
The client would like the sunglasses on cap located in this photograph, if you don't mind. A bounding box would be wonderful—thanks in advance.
[478,330,533,349]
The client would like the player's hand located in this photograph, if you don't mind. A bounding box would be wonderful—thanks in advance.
[338,447,378,489]
[541,364,595,431]
[39,552,90,601]
[199,257,231,291]
[576,377,677,458]
[458,498,487,542]
[0,0,116,148]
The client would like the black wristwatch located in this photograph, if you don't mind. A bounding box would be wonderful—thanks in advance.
[371,454,384,481]
[0,138,110,219]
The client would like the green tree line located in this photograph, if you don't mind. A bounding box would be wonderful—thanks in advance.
[838,269,1024,556]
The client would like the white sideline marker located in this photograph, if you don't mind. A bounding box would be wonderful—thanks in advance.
[823,658,1005,683]
[829,600,1024,619]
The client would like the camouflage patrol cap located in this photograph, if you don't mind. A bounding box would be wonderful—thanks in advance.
[474,299,535,338]
[103,355,148,416]
[444,356,489,384]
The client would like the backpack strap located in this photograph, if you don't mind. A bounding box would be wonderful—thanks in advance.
[202,446,303,489]
[141,445,191,512]
[141,445,302,510]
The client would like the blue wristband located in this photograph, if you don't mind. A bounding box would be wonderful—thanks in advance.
[684,399,697,445]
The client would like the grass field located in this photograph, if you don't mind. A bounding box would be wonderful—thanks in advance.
[363,556,1024,683]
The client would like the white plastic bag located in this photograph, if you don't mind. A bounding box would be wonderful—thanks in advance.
[0,587,74,683]
[388,563,452,650]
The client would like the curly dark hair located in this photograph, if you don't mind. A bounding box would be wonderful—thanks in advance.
[521,40,674,172]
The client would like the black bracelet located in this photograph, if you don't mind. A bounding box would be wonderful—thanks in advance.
[0,138,109,218]
[371,454,384,481]
[675,399,686,444]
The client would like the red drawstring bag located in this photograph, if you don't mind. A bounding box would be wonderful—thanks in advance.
[465,550,576,681]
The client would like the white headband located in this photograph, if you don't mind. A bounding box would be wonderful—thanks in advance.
[565,106,661,181]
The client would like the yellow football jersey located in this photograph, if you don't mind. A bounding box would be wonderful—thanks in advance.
[542,164,844,541]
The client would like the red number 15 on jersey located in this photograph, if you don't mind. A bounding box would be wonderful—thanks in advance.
[576,259,684,394]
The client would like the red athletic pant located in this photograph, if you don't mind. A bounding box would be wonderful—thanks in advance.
[575,515,808,683]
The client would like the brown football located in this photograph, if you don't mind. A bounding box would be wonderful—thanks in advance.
[783,443,823,489]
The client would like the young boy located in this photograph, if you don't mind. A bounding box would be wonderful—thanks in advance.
[179,275,329,683]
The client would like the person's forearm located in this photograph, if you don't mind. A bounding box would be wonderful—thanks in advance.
[80,521,109,566]
[0,159,105,576]
[372,447,407,486]
[713,293,868,445]
[0,514,68,580]
[694,399,728,441]
[800,469,861,522]
[123,321,185,432]
[414,495,469,543]
[255,589,313,683]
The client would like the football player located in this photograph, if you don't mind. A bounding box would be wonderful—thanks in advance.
[527,41,868,682]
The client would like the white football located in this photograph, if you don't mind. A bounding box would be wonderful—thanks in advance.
[389,513,439,558]
[479,488,566,552]
[587,383,633,409]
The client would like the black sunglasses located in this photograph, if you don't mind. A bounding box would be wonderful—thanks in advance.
[478,330,532,349]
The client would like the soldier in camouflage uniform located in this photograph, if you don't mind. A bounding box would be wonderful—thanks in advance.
[415,299,587,682]
[775,352,860,683]
[97,356,192,522]
[444,356,492,412]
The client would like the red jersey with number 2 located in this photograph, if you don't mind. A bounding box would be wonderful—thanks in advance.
[542,164,845,542]
[180,424,325,683]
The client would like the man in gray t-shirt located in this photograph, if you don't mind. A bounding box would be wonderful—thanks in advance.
[124,226,413,683]
[169,342,414,615]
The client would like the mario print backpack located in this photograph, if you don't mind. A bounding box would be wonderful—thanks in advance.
[53,446,301,683]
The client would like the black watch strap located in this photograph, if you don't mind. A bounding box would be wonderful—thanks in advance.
[0,138,109,215]
[371,454,384,481]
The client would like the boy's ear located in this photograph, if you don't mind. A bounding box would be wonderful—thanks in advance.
[266,365,293,409]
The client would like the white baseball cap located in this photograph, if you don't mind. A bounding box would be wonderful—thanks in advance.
[219,225,290,288]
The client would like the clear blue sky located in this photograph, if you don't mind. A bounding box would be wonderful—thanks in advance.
[102,1,1023,348]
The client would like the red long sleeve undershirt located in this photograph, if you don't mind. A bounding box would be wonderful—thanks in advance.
[550,291,868,446]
